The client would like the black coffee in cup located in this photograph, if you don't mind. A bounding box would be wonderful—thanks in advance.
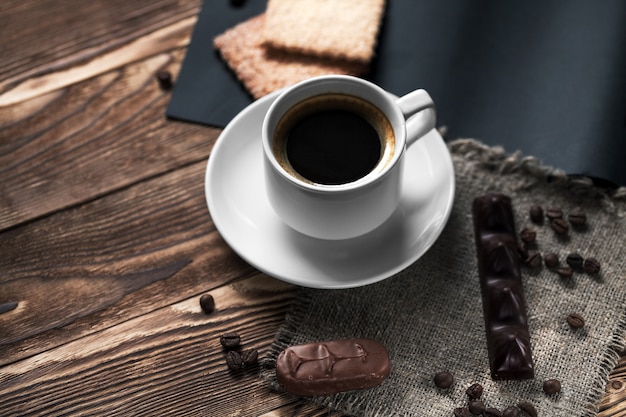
[273,94,395,185]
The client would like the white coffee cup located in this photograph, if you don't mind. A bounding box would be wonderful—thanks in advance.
[262,75,436,240]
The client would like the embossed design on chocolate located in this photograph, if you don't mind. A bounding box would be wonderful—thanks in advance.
[472,194,534,380]
[275,338,390,396]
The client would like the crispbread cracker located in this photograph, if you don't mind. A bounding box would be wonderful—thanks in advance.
[263,0,386,63]
[213,14,367,99]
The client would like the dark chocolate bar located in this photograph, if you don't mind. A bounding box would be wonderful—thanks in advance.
[472,194,534,380]
[275,338,390,396]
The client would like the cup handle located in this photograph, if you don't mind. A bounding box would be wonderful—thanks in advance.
[395,89,437,147]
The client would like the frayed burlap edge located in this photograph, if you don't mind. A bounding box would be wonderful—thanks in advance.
[260,137,626,417]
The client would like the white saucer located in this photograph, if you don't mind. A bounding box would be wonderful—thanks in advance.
[205,90,455,289]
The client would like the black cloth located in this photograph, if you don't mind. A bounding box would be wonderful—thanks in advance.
[167,0,626,186]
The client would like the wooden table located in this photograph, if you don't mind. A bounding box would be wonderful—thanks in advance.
[1,1,624,415]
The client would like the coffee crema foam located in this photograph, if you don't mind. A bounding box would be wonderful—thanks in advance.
[273,93,395,185]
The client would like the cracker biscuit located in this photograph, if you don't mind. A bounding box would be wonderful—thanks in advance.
[214,14,367,99]
[263,0,386,63]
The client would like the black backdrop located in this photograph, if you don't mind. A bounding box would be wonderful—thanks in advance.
[168,0,626,186]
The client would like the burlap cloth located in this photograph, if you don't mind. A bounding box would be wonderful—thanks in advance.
[261,138,626,416]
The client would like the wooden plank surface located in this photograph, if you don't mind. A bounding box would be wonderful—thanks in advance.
[0,1,624,416]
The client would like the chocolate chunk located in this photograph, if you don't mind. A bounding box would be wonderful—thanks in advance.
[433,371,454,389]
[275,338,390,396]
[472,194,534,380]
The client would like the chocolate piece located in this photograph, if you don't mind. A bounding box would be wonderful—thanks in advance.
[275,338,390,396]
[472,194,534,380]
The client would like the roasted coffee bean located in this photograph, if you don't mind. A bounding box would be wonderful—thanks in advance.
[155,70,173,90]
[199,293,215,314]
[566,253,584,270]
[525,252,542,268]
[566,313,585,329]
[468,400,486,415]
[220,332,241,349]
[550,218,569,234]
[519,228,536,244]
[529,205,544,223]
[453,408,471,417]
[543,378,561,395]
[583,257,601,275]
[502,406,521,417]
[466,382,483,399]
[226,350,244,370]
[543,253,559,268]
[517,401,538,417]
[433,371,454,389]
[568,209,587,226]
[484,408,503,417]
[556,266,573,279]
[545,207,563,220]
[241,348,259,366]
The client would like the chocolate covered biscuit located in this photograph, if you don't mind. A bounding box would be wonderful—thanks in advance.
[472,194,534,379]
[275,338,390,396]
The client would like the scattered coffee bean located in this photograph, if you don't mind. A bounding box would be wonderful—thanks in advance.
[543,253,559,268]
[241,348,259,366]
[226,350,244,370]
[545,207,563,220]
[155,70,173,90]
[199,293,215,314]
[466,382,484,400]
[525,252,542,268]
[517,242,529,260]
[484,407,503,417]
[550,218,569,234]
[543,378,561,395]
[566,313,585,329]
[453,408,471,417]
[556,266,573,279]
[468,400,486,415]
[566,253,584,270]
[220,332,241,349]
[502,406,521,417]
[583,257,601,275]
[520,227,537,244]
[433,371,454,389]
[517,401,538,417]
[529,205,544,223]
[568,209,587,226]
